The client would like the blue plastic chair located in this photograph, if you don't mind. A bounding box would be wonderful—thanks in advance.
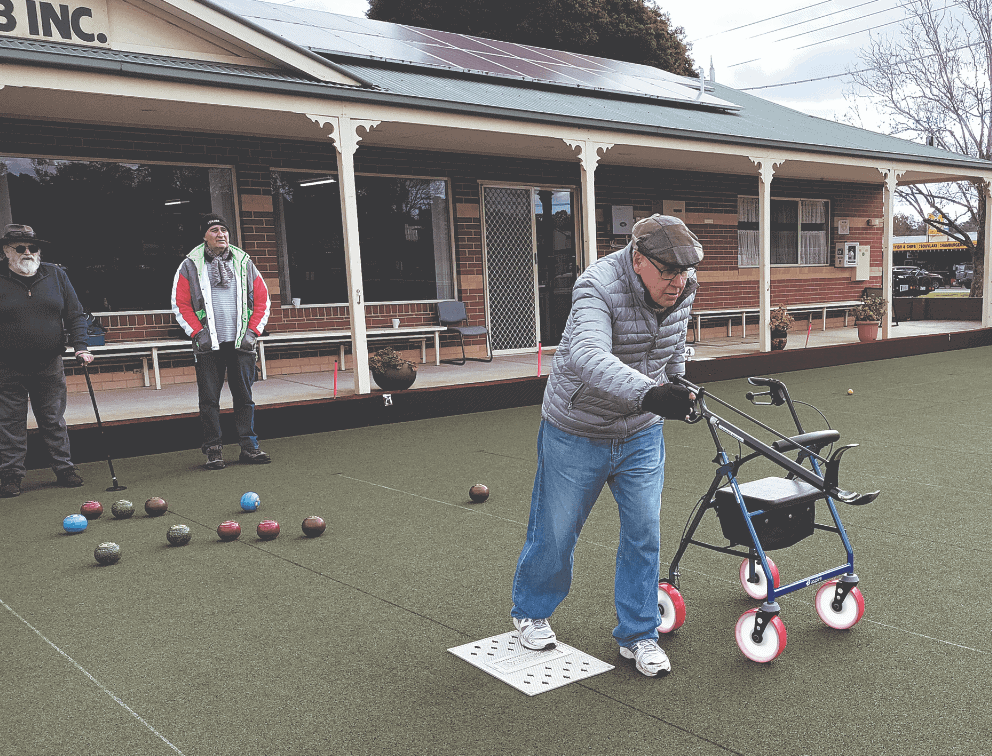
[437,301,493,364]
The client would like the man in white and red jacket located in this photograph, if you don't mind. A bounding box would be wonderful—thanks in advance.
[171,214,271,469]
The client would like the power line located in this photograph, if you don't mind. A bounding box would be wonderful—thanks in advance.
[690,0,835,42]
[739,40,979,90]
[777,2,911,44]
[753,0,889,39]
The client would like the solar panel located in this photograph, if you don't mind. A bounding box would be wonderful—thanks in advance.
[211,0,740,111]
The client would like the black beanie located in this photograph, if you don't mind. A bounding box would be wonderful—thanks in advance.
[201,214,229,235]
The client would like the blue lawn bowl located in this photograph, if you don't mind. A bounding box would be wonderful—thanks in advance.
[63,513,88,534]
[240,492,260,513]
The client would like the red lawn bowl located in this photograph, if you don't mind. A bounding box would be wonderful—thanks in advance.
[469,484,490,503]
[144,497,169,517]
[217,521,242,542]
[301,516,326,538]
[80,501,104,520]
[257,520,280,541]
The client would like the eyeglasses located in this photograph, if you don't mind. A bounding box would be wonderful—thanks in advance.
[13,245,40,255]
[645,257,695,281]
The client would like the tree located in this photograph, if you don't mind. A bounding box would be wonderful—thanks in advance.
[366,0,696,77]
[893,212,926,236]
[849,0,991,297]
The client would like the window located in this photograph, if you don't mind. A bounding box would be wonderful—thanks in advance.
[272,171,455,305]
[738,197,829,267]
[0,157,235,312]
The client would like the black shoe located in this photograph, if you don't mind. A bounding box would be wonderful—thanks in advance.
[56,468,84,487]
[205,446,226,470]
[1,473,21,498]
[239,447,271,464]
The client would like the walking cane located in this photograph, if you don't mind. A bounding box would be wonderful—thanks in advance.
[81,360,126,491]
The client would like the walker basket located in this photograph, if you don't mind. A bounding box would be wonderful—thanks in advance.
[714,477,823,551]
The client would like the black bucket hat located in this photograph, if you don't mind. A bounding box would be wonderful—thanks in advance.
[1,224,49,247]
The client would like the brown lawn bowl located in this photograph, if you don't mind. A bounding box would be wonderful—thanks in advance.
[301,516,326,538]
[94,542,121,565]
[145,497,168,517]
[111,500,135,519]
[469,484,490,503]
[217,520,242,542]
[166,524,192,546]
[257,520,280,541]
[80,501,104,520]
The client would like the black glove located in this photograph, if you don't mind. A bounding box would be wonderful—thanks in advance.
[642,383,695,420]
[192,330,211,354]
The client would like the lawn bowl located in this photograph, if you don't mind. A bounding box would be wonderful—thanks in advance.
[217,521,242,542]
[240,492,260,512]
[80,501,103,520]
[166,524,192,546]
[145,497,168,517]
[62,514,88,534]
[301,516,326,538]
[94,542,121,565]
[111,500,135,519]
[469,484,490,503]
[257,520,280,541]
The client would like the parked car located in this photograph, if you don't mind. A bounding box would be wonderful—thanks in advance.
[953,263,974,288]
[892,266,938,296]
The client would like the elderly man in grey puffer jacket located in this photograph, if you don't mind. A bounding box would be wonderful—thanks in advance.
[510,214,702,678]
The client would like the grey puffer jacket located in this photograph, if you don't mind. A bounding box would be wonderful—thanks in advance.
[541,242,696,439]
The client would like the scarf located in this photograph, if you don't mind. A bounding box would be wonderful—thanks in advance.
[205,246,233,288]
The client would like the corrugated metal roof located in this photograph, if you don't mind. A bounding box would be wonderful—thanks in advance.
[0,35,317,83]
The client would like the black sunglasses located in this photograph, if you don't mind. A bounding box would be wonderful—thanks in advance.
[12,245,40,254]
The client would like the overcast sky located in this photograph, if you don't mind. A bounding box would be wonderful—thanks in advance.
[273,0,911,132]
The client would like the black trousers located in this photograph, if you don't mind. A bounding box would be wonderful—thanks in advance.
[0,355,73,477]
[194,343,258,453]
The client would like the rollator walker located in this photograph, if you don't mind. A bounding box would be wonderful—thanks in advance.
[657,375,880,662]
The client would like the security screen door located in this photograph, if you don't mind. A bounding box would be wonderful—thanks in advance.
[481,186,539,353]
[481,186,577,353]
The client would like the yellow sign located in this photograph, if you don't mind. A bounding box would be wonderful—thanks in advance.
[894,241,967,251]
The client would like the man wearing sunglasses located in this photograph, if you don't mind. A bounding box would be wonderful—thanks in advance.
[0,224,94,497]
[510,214,701,678]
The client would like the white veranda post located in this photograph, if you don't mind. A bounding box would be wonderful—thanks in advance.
[307,113,379,395]
[984,180,992,328]
[880,168,899,339]
[749,157,783,352]
[564,139,612,272]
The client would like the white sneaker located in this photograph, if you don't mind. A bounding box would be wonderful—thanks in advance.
[620,639,671,677]
[513,617,557,650]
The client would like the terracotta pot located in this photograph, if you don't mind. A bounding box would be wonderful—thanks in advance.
[856,321,879,342]
[771,328,788,351]
[371,362,417,390]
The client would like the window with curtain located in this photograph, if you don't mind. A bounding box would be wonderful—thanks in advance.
[272,172,455,305]
[738,197,830,267]
[0,156,236,312]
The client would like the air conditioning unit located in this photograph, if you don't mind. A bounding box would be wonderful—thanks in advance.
[835,242,858,268]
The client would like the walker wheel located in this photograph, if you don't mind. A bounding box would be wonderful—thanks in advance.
[814,580,866,629]
[657,582,686,634]
[738,557,780,600]
[734,609,787,663]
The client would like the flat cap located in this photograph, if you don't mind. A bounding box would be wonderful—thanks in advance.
[632,214,704,267]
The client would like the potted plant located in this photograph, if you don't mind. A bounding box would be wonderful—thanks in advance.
[769,305,794,351]
[368,347,417,390]
[853,295,886,342]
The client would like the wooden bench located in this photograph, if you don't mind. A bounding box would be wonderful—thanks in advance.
[65,325,449,388]
[689,301,864,343]
[257,326,447,379]
[64,339,191,390]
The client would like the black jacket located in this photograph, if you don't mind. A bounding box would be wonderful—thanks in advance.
[0,262,88,366]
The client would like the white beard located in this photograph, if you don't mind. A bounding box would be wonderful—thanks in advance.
[7,254,41,277]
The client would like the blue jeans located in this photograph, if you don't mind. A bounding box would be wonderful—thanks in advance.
[511,419,665,647]
[194,343,258,453]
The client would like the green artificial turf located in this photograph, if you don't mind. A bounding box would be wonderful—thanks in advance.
[2,347,991,755]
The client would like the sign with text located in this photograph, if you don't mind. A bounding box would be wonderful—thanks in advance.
[0,0,110,47]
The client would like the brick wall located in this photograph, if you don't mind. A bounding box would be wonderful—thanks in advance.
[3,117,886,374]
